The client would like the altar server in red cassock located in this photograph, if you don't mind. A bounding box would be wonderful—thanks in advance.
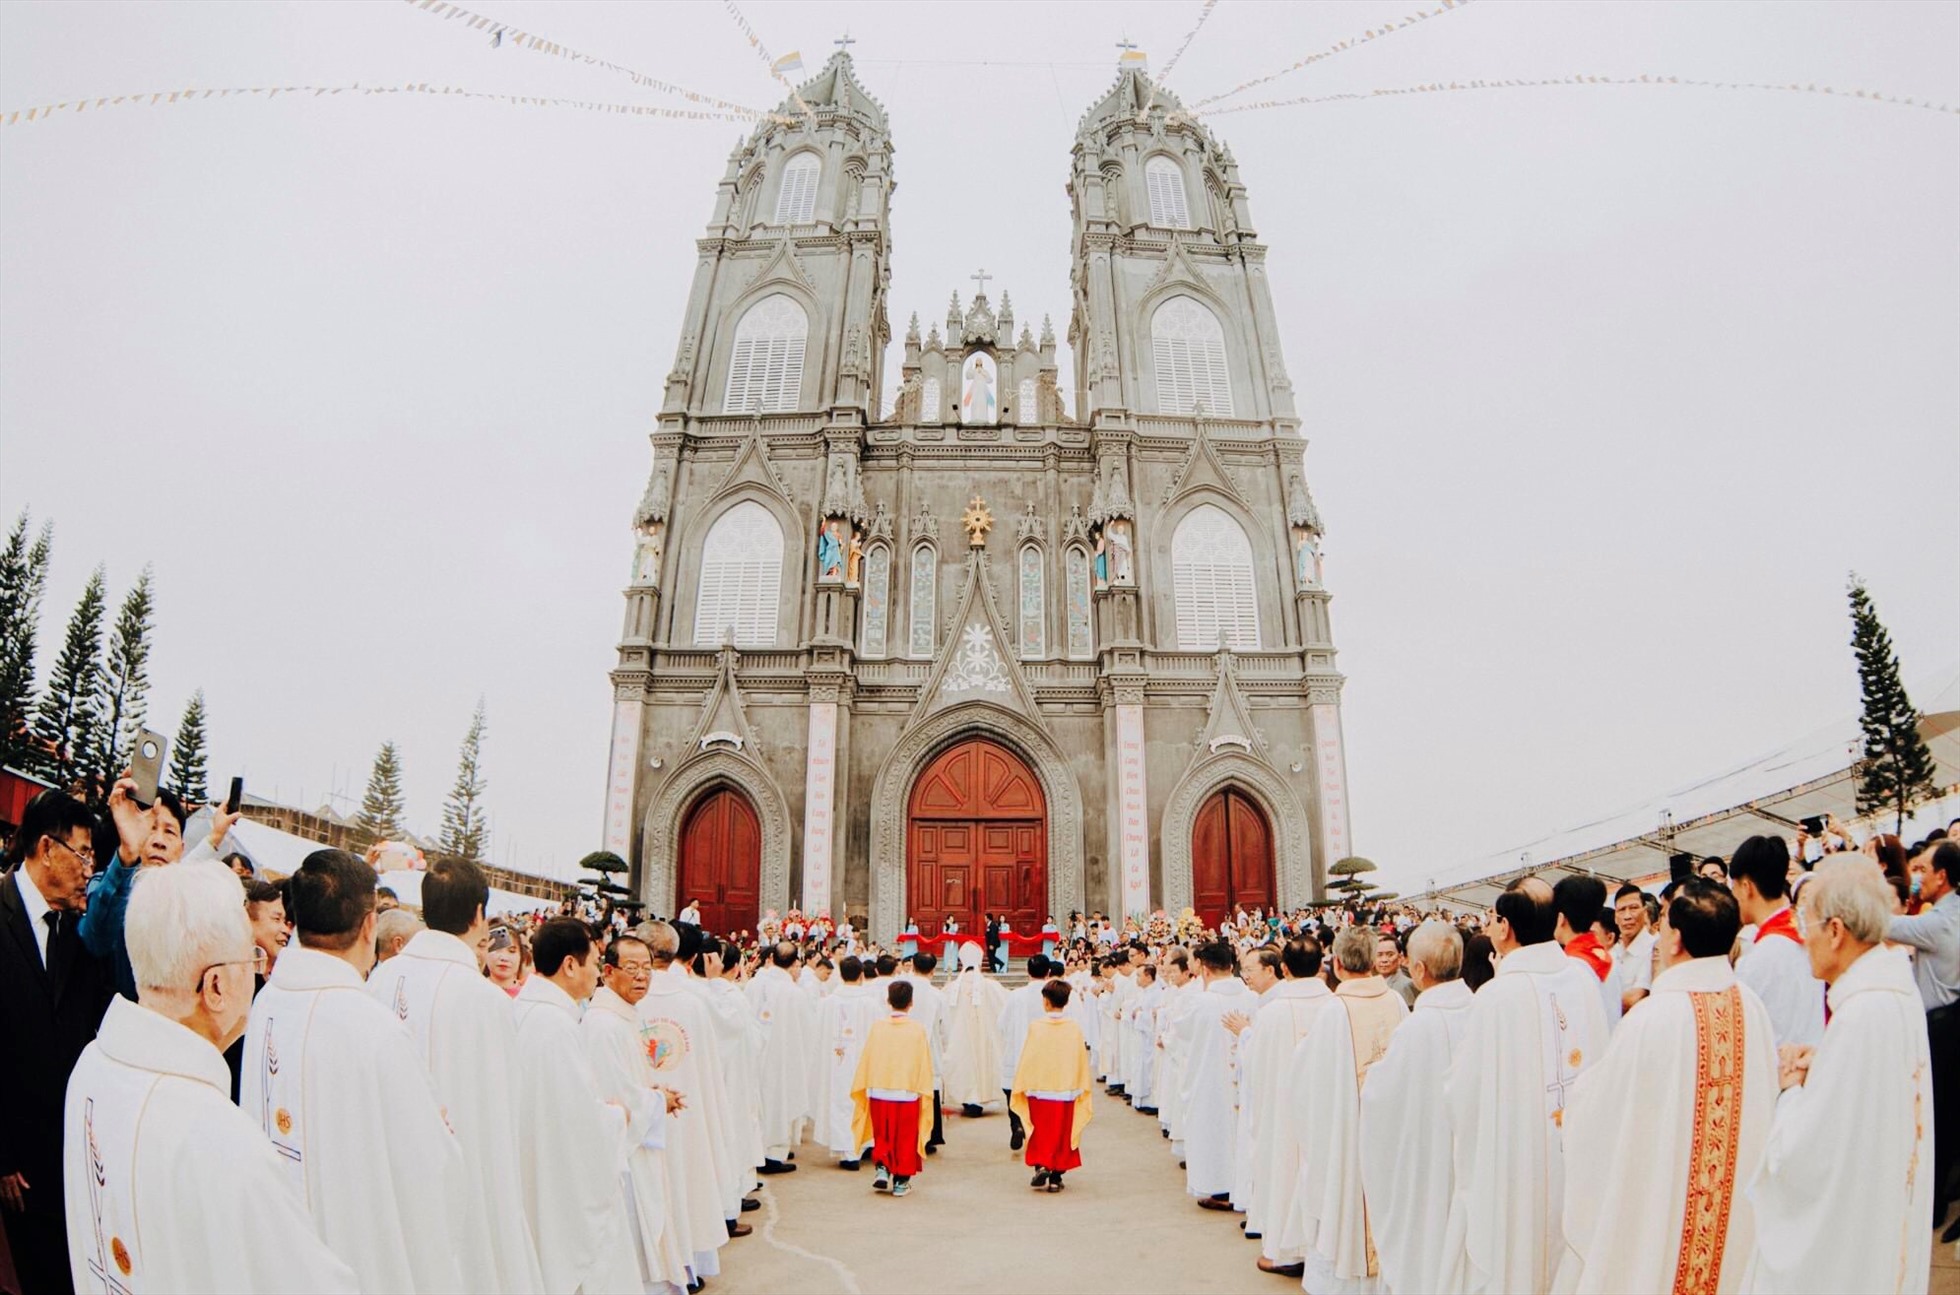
[850,979,935,1197]
[1010,978,1094,1191]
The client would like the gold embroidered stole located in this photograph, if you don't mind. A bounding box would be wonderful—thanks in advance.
[1672,986,1744,1295]
[1344,990,1402,1279]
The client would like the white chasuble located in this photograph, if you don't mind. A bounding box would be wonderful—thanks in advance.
[814,982,882,1154]
[1438,940,1610,1295]
[583,986,692,1289]
[1126,980,1164,1105]
[1359,978,1473,1295]
[744,965,819,1157]
[1557,956,1775,1295]
[1742,946,1932,1295]
[1157,978,1201,1142]
[243,945,470,1294]
[996,980,1049,1093]
[942,967,1009,1106]
[699,974,765,1207]
[1245,978,1335,1261]
[512,976,644,1295]
[641,972,736,1278]
[65,998,359,1295]
[1178,976,1254,1198]
[365,929,545,1295]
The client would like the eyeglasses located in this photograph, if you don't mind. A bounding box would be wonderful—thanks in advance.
[198,946,269,986]
[1792,908,1839,939]
[47,836,95,872]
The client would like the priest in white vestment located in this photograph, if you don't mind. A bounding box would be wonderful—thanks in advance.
[894,952,948,1150]
[997,956,1054,1149]
[1155,950,1199,1144]
[65,861,359,1294]
[1743,861,1933,1295]
[813,956,882,1164]
[1244,938,1336,1275]
[583,935,692,1291]
[1558,881,1776,1295]
[365,859,545,1295]
[513,918,647,1295]
[243,849,470,1294]
[1359,922,1474,1295]
[687,938,761,1227]
[1179,942,1254,1205]
[1438,876,1609,1295]
[942,942,1009,1112]
[1228,948,1283,1218]
[1291,927,1409,1295]
[1125,964,1163,1110]
[639,924,737,1281]
[745,942,818,1171]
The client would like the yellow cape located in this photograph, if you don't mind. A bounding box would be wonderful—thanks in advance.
[1008,1013,1094,1148]
[850,1015,935,1157]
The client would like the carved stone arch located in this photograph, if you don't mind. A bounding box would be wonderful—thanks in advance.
[1160,753,1314,916]
[640,750,793,919]
[711,274,821,416]
[1014,538,1047,659]
[858,539,894,656]
[866,702,1085,941]
[679,488,803,649]
[1134,274,1251,419]
[1153,491,1277,651]
[904,538,941,658]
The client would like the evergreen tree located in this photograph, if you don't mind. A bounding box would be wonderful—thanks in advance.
[0,511,52,769]
[1848,577,1939,833]
[168,689,211,805]
[357,740,407,842]
[30,566,107,792]
[439,701,489,863]
[94,566,155,800]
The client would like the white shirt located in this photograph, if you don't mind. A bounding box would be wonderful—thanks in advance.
[14,864,52,968]
[1613,927,1656,993]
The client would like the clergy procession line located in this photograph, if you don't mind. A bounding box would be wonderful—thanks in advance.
[3,778,1954,1294]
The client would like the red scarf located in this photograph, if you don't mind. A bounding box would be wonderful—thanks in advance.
[1564,931,1612,982]
[1754,906,1802,946]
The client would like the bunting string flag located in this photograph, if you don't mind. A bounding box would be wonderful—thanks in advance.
[1193,72,1958,119]
[1188,0,1473,110]
[0,81,768,128]
[401,0,787,122]
[1138,0,1219,123]
[721,0,816,123]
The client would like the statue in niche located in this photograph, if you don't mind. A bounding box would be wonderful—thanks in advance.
[961,353,997,425]
[1293,527,1322,589]
[1107,519,1135,585]
[1092,529,1109,590]
[818,519,848,582]
[631,523,664,587]
[1108,459,1131,509]
[846,531,864,586]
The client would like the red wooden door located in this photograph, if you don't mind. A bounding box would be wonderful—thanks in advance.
[677,786,762,937]
[1191,787,1274,928]
[906,738,1046,938]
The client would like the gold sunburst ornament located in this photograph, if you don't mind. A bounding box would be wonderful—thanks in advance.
[961,496,993,548]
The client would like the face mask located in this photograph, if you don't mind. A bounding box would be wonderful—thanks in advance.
[1911,876,1923,897]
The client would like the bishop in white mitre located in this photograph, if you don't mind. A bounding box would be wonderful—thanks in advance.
[1242,940,1336,1275]
[66,860,359,1294]
[365,864,544,1295]
[243,850,470,1294]
[583,935,693,1291]
[1290,928,1409,1295]
[745,942,819,1170]
[1557,882,1776,1295]
[1359,923,1474,1295]
[813,956,883,1163]
[513,918,647,1295]
[997,955,1053,1148]
[640,925,736,1282]
[942,941,1009,1112]
[1742,861,1933,1295]
[1439,877,1609,1295]
[1179,943,1254,1205]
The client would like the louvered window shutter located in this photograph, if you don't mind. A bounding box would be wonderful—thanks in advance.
[1173,505,1259,650]
[723,295,808,413]
[694,501,784,646]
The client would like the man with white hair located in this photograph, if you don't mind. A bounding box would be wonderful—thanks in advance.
[63,861,358,1292]
[373,906,423,965]
[1288,924,1408,1294]
[942,941,1008,1116]
[1744,859,1933,1294]
[1360,921,1473,1295]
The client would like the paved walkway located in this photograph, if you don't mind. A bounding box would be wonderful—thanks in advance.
[717,1089,1274,1295]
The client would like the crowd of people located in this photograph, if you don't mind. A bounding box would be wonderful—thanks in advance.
[1,772,1954,1293]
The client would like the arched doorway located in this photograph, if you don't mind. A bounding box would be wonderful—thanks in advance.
[677,786,761,937]
[906,737,1046,939]
[1191,786,1274,926]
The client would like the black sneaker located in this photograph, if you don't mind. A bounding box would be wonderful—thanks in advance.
[873,1166,891,1192]
[1030,1170,1050,1189]
[1047,1172,1064,1193]
[758,1159,796,1175]
[839,1159,861,1171]
[1010,1128,1025,1151]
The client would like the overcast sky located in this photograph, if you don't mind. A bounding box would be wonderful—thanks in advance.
[2,0,1955,890]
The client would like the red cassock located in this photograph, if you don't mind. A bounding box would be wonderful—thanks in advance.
[868,1098,923,1177]
[1023,1096,1083,1173]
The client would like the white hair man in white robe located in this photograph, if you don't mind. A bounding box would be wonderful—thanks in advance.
[813,954,881,1166]
[64,860,358,1293]
[365,858,544,1294]
[1557,879,1777,1294]
[513,917,650,1295]
[943,941,1009,1116]
[1437,874,1609,1295]
[745,940,818,1174]
[997,955,1055,1150]
[1179,941,1254,1211]
[1359,921,1473,1295]
[1237,936,1335,1277]
[242,848,470,1293]
[1289,925,1408,1295]
[1742,858,1933,1295]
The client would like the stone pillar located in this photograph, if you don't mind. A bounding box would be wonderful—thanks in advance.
[800,695,840,915]
[602,680,647,862]
[1309,697,1352,896]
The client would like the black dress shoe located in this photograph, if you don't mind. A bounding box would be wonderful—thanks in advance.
[726,1220,752,1238]
[687,1280,704,1293]
[1943,1214,1960,1244]
[759,1159,796,1175]
[1010,1128,1025,1151]
[962,1103,984,1118]
[925,1143,938,1156]
[1030,1170,1051,1189]
[839,1158,861,1171]
[740,1197,761,1212]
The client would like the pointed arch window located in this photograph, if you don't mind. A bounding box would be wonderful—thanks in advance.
[1018,545,1045,658]
[1151,295,1233,416]
[921,376,942,424]
[1146,156,1191,229]
[694,500,783,647]
[860,543,892,656]
[908,546,937,657]
[1172,504,1258,650]
[723,293,808,414]
[1064,546,1094,658]
[1018,376,1038,426]
[775,153,819,224]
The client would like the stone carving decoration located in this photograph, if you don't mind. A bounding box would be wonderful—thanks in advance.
[630,523,664,588]
[1060,503,1091,546]
[1016,500,1046,543]
[960,496,993,548]
[1286,471,1323,532]
[944,623,1011,696]
[867,497,894,540]
[642,750,792,920]
[636,461,673,526]
[911,496,939,541]
[1159,755,1314,916]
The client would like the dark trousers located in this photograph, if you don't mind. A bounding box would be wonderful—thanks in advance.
[928,1088,945,1147]
[1005,1088,1024,1143]
[1929,1001,1959,1220]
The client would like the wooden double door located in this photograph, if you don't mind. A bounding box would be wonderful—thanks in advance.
[906,737,1046,939]
[1191,786,1275,926]
[677,786,761,937]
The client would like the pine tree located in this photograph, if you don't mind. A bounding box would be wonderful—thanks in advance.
[0,511,52,769]
[94,566,155,800]
[30,566,107,792]
[1848,576,1939,833]
[168,689,211,805]
[357,740,407,842]
[439,701,489,863]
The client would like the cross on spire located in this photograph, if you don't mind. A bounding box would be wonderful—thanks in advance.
[833,32,856,52]
[970,268,992,296]
[1115,36,1139,54]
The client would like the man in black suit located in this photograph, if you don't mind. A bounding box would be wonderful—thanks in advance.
[1,789,115,1295]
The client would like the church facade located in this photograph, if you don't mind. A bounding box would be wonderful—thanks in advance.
[601,53,1352,940]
